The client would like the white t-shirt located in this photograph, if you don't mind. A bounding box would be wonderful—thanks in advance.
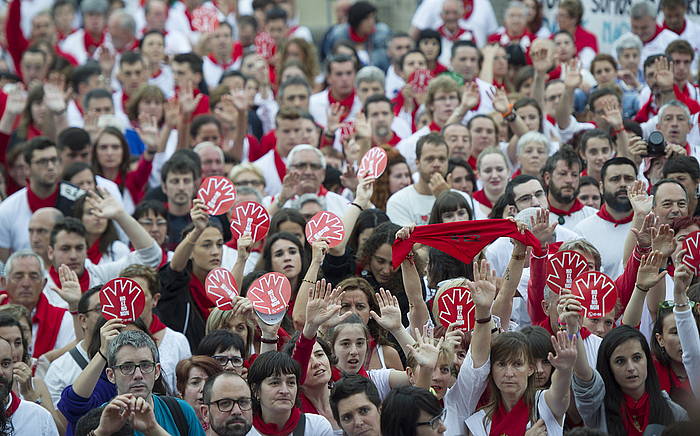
[44,341,88,405]
[385,65,404,100]
[641,29,678,66]
[308,89,362,129]
[0,188,33,252]
[386,185,437,226]
[548,205,598,233]
[246,413,334,435]
[159,327,192,395]
[574,213,632,279]
[6,394,59,435]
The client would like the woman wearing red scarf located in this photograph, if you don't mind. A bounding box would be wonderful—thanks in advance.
[472,148,509,218]
[247,351,334,435]
[73,195,129,266]
[569,319,686,435]
[445,260,576,435]
[417,30,448,77]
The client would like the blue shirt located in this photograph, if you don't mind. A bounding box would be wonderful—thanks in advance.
[141,395,205,436]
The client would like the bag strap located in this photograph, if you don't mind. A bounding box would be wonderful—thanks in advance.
[68,347,89,370]
[292,413,306,436]
[162,395,189,436]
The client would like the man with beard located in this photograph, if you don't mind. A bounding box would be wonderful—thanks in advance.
[0,337,58,434]
[541,146,597,230]
[575,157,638,278]
[201,372,253,436]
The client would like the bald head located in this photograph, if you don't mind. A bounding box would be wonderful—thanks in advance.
[29,208,63,262]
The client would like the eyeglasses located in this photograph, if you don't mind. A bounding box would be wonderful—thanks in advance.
[113,361,156,375]
[290,162,323,171]
[80,305,102,315]
[213,355,244,367]
[207,397,253,412]
[659,300,696,310]
[416,409,446,430]
[234,179,263,187]
[31,157,60,167]
[138,219,168,227]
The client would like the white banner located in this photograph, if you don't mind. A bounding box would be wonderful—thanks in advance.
[542,0,700,54]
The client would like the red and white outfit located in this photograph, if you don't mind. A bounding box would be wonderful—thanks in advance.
[639,25,678,66]
[634,83,700,123]
[252,147,287,197]
[459,77,495,124]
[308,88,362,128]
[547,198,597,231]
[571,25,599,70]
[574,205,633,279]
[411,0,498,48]
[59,28,106,65]
[487,28,535,52]
[202,41,244,89]
[149,65,176,99]
[4,391,58,435]
[662,18,700,74]
[437,23,478,66]
[636,82,700,117]
[385,65,405,99]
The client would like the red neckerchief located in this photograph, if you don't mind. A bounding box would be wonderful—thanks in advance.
[273,147,287,182]
[437,24,466,41]
[328,90,356,122]
[596,204,633,226]
[30,294,67,357]
[331,365,369,382]
[159,248,169,268]
[391,93,419,129]
[86,239,103,265]
[151,68,162,79]
[429,121,442,132]
[642,25,664,44]
[634,94,657,123]
[286,25,300,37]
[472,189,493,208]
[49,265,91,293]
[115,39,139,55]
[5,391,20,417]
[188,273,212,319]
[149,314,167,334]
[580,168,588,177]
[431,62,448,76]
[252,407,302,436]
[549,199,585,217]
[621,392,649,436]
[392,219,544,268]
[375,133,401,147]
[493,79,506,89]
[462,0,474,19]
[120,91,130,115]
[27,124,43,139]
[73,98,84,116]
[84,31,105,55]
[511,168,522,179]
[183,6,195,30]
[348,26,368,43]
[26,184,59,213]
[468,155,477,171]
[663,19,686,36]
[207,42,243,68]
[489,397,529,436]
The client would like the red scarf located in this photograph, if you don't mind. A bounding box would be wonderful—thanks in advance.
[549,199,585,217]
[428,121,442,132]
[83,30,105,55]
[188,273,212,319]
[489,397,529,436]
[596,204,633,226]
[462,0,474,19]
[642,25,664,44]
[207,42,243,69]
[328,90,356,123]
[331,365,369,381]
[653,358,691,401]
[468,155,477,171]
[663,19,686,36]
[149,314,167,334]
[31,294,67,357]
[273,147,287,182]
[252,407,302,436]
[348,26,369,43]
[86,239,103,265]
[431,62,448,76]
[49,265,91,293]
[4,391,20,417]
[26,184,59,213]
[437,24,467,42]
[621,392,649,436]
[392,219,544,268]
[472,189,493,208]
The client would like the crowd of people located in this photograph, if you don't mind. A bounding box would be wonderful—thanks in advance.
[0,0,699,434]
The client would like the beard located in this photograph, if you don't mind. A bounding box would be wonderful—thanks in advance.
[375,124,391,139]
[603,190,632,212]
[210,416,252,436]
[0,374,11,404]
[548,179,576,204]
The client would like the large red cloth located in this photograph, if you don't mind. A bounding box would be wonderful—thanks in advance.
[392,219,544,268]
[252,407,302,436]
[31,294,67,358]
[489,397,529,436]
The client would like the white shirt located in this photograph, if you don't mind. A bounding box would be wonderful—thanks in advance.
[253,148,285,197]
[548,204,598,233]
[665,19,700,75]
[396,125,430,173]
[6,394,58,435]
[574,212,632,279]
[203,55,242,89]
[149,65,176,99]
[640,28,678,66]
[308,89,362,129]
[0,188,34,252]
[557,115,596,145]
[59,29,91,65]
[163,30,193,55]
[411,0,498,48]
[66,99,84,128]
[386,185,437,226]
[44,340,88,405]
[30,309,75,358]
[86,240,131,266]
[159,328,192,395]
[246,413,334,435]
[385,65,404,100]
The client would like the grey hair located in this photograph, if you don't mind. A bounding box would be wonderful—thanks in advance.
[193,141,225,160]
[287,144,327,169]
[4,250,45,278]
[630,1,656,19]
[291,193,327,210]
[107,330,159,367]
[109,9,137,36]
[506,0,528,14]
[235,185,263,203]
[516,131,551,156]
[355,66,386,89]
[658,100,691,125]
[614,32,643,59]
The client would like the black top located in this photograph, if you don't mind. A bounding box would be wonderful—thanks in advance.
[156,262,207,350]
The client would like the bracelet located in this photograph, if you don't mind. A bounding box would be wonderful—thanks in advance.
[476,315,492,324]
[260,336,279,344]
[612,126,625,136]
[98,350,107,362]
[675,300,691,308]
[302,279,316,285]
[350,202,364,211]
[635,285,649,293]
[500,103,514,118]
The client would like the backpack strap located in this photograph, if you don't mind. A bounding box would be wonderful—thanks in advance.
[292,413,306,436]
[162,395,189,436]
[68,347,89,370]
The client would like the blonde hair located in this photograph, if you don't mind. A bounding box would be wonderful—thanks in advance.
[228,163,265,185]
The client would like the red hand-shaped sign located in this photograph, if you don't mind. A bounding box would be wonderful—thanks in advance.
[191,5,219,33]
[255,32,276,60]
[197,176,237,216]
[409,69,433,93]
[100,278,146,322]
[206,267,239,310]
[247,272,292,325]
[230,201,270,242]
[682,230,700,275]
[436,286,476,331]
[571,271,618,319]
[546,250,589,294]
[305,211,345,248]
[358,147,388,179]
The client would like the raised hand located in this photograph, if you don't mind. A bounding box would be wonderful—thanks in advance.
[305,279,347,334]
[13,361,34,398]
[190,198,209,231]
[278,171,301,204]
[326,102,344,134]
[548,330,578,371]
[395,224,416,241]
[52,264,82,310]
[179,81,203,115]
[443,322,466,350]
[164,98,180,128]
[556,291,583,332]
[229,295,253,320]
[98,47,115,77]
[651,224,676,258]
[472,259,497,310]
[100,318,126,356]
[600,98,622,130]
[429,172,450,197]
[311,239,329,265]
[4,85,27,115]
[354,177,374,208]
[354,112,371,140]
[237,232,253,260]
[487,87,511,114]
[215,94,239,127]
[628,180,653,216]
[231,88,249,112]
[530,208,557,246]
[137,114,160,152]
[86,187,125,220]
[673,255,693,297]
[636,250,668,291]
[409,327,444,368]
[654,56,674,91]
[44,83,67,114]
[369,288,403,333]
[562,58,582,90]
[631,212,655,250]
[460,81,480,111]
[530,42,552,74]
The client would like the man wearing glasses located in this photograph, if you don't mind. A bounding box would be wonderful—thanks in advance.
[200,372,253,436]
[102,330,205,435]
